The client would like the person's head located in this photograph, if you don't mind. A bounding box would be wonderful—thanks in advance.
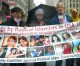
[77,43,80,50]
[64,43,71,48]
[19,36,28,47]
[56,2,65,15]
[62,33,71,40]
[11,7,24,19]
[52,35,60,42]
[10,48,16,54]
[44,36,50,45]
[35,8,44,20]
[71,9,78,18]
[7,36,17,47]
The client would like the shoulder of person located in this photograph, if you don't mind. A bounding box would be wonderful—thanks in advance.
[66,15,73,22]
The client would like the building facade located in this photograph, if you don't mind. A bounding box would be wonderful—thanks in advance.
[60,0,80,15]
[46,0,59,6]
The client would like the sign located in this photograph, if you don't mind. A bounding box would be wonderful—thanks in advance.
[0,22,80,63]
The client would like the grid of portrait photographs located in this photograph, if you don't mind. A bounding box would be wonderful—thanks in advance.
[0,30,80,58]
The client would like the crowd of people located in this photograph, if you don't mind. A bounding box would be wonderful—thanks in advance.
[0,1,80,66]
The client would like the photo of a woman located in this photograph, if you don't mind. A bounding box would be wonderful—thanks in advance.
[5,48,26,58]
[52,34,61,43]
[7,36,17,47]
[5,48,17,58]
[62,32,71,41]
[19,36,29,47]
[29,36,36,47]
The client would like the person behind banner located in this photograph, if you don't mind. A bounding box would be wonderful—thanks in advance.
[63,43,72,54]
[71,8,80,22]
[4,7,26,27]
[62,32,72,41]
[51,2,73,66]
[51,2,72,25]
[45,46,55,56]
[29,8,47,27]
[19,36,29,47]
[51,34,61,43]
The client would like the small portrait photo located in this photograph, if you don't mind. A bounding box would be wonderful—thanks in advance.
[5,48,26,58]
[61,32,72,42]
[35,35,44,46]
[54,44,63,55]
[44,46,55,56]
[27,47,44,57]
[63,43,72,54]
[2,36,17,48]
[43,36,50,46]
[72,40,80,53]
[51,34,61,43]
[29,35,36,47]
[71,31,80,39]
[29,35,44,47]
[0,47,7,58]
[18,36,29,47]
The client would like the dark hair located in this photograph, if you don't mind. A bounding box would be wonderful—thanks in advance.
[19,36,29,46]
[10,48,16,54]
[30,36,35,42]
[11,7,25,18]
[11,7,22,13]
[8,36,17,42]
[19,36,28,42]
[77,42,80,50]
[39,35,44,39]
[62,33,71,40]
[52,34,61,42]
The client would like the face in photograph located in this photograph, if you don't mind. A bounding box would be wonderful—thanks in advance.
[62,33,71,41]
[7,36,17,47]
[43,36,50,46]
[52,34,61,43]
[29,36,36,47]
[19,36,29,47]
